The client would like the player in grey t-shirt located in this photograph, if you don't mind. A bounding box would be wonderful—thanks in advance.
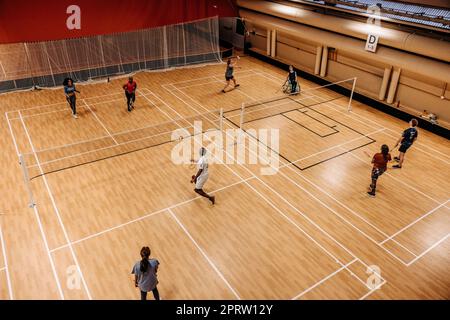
[131,246,160,300]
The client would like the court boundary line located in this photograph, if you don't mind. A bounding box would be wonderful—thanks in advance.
[6,114,65,299]
[221,83,378,172]
[248,72,448,265]
[405,233,449,266]
[227,79,423,263]
[380,200,449,245]
[18,110,93,299]
[5,112,21,158]
[332,125,449,208]
[20,92,180,156]
[301,91,450,207]
[49,177,254,253]
[6,92,148,120]
[174,72,259,89]
[291,258,357,300]
[257,71,450,163]
[0,224,13,299]
[177,76,413,266]
[82,100,119,145]
[162,82,386,294]
[3,68,258,119]
[168,208,241,299]
[294,85,450,262]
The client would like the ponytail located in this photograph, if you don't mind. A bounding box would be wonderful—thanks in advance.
[140,246,151,273]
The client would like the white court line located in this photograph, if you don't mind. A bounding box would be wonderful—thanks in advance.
[359,279,387,300]
[244,73,448,264]
[26,126,188,169]
[297,92,450,210]
[256,71,450,207]
[0,61,6,79]
[28,134,112,155]
[341,147,449,253]
[291,259,357,300]
[23,91,176,156]
[46,80,383,299]
[380,200,450,245]
[208,79,412,266]
[280,128,385,169]
[176,72,256,89]
[157,83,379,289]
[340,143,449,208]
[5,91,128,114]
[165,82,385,288]
[406,233,450,266]
[5,112,21,158]
[169,69,256,87]
[8,112,65,299]
[0,224,13,299]
[19,111,92,299]
[138,89,179,123]
[82,100,118,145]
[50,177,254,253]
[168,208,241,299]
[257,71,450,163]
[7,92,146,120]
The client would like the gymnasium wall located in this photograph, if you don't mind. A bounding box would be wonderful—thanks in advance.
[0,0,237,44]
[238,0,450,126]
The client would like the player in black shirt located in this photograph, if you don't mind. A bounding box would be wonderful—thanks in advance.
[286,65,299,94]
[393,118,418,169]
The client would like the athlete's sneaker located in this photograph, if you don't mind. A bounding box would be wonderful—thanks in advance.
[394,157,400,162]
[210,196,215,205]
[392,164,402,169]
[72,113,78,119]
[235,84,240,87]
[367,191,376,197]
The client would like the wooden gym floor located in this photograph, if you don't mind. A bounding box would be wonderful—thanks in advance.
[0,56,449,299]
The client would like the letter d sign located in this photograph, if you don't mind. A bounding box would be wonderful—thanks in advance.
[365,34,379,53]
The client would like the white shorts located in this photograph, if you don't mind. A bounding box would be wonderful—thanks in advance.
[195,174,208,189]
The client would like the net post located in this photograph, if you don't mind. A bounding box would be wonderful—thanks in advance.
[219,108,223,132]
[239,102,245,129]
[19,154,35,208]
[238,102,245,145]
[347,77,357,112]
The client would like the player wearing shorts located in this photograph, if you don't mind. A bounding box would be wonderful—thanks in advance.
[123,76,137,112]
[368,144,391,197]
[191,147,215,204]
[221,57,240,93]
[392,119,418,169]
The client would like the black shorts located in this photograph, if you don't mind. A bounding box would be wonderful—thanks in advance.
[371,167,386,181]
[399,143,412,153]
[225,75,234,81]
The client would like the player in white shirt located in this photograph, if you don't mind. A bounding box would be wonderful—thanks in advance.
[190,147,215,204]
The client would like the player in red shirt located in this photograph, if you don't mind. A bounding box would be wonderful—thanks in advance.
[123,76,137,112]
[367,144,391,197]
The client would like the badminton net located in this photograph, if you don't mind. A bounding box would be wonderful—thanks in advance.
[237,77,357,126]
[20,109,223,179]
